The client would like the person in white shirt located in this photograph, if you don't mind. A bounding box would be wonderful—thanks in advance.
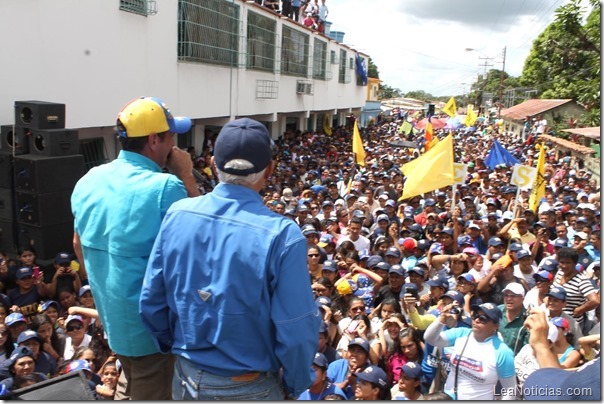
[336,217,370,253]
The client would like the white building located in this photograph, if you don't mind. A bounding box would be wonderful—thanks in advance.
[0,0,368,162]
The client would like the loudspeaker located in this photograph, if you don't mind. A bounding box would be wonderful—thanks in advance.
[14,154,85,193]
[0,125,31,155]
[427,103,435,116]
[10,369,95,400]
[30,128,80,157]
[14,101,66,130]
[0,150,14,188]
[17,221,74,260]
[16,191,73,226]
[0,220,18,254]
[0,188,15,222]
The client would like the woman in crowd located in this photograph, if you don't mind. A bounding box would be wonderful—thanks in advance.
[307,244,323,282]
[0,323,14,362]
[550,317,581,368]
[62,315,91,361]
[391,362,424,400]
[371,312,405,367]
[353,365,390,400]
[30,314,66,365]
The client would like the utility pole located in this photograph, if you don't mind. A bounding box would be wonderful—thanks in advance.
[498,46,506,118]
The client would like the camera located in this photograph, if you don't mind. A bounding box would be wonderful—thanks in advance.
[449,307,461,316]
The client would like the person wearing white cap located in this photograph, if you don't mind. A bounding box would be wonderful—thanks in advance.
[498,282,529,355]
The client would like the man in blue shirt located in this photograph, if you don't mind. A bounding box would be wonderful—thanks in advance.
[71,97,200,400]
[140,118,320,400]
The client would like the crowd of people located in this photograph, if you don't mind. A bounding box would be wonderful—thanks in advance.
[0,99,600,400]
[253,0,330,33]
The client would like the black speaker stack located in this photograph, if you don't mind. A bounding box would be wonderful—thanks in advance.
[0,101,85,260]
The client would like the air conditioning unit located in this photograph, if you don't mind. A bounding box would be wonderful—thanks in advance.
[296,81,306,94]
[304,83,313,95]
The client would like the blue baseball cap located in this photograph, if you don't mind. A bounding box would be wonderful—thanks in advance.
[16,267,33,280]
[399,362,423,380]
[367,255,384,269]
[348,337,370,353]
[471,302,502,323]
[545,286,567,301]
[318,234,335,248]
[388,264,405,277]
[315,296,332,308]
[214,118,274,175]
[301,224,319,236]
[458,235,473,247]
[400,283,419,298]
[427,274,449,289]
[532,270,553,282]
[39,300,59,312]
[517,249,531,260]
[322,260,337,272]
[374,261,391,272]
[457,273,476,283]
[408,266,425,277]
[539,258,559,272]
[5,312,26,327]
[16,330,42,345]
[488,236,504,247]
[508,242,523,252]
[523,358,601,400]
[385,247,401,258]
[312,352,329,369]
[439,290,465,306]
[553,238,568,248]
[354,366,388,389]
[416,239,431,251]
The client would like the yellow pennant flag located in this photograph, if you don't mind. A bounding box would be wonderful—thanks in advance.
[399,134,454,200]
[464,104,477,127]
[442,97,457,117]
[528,143,546,212]
[352,121,366,166]
[323,113,332,136]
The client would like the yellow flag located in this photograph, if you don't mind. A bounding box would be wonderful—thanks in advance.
[442,97,457,117]
[464,104,477,127]
[399,120,413,135]
[528,143,546,212]
[352,121,366,166]
[323,113,332,136]
[399,134,454,200]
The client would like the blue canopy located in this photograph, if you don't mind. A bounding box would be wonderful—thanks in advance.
[484,139,519,169]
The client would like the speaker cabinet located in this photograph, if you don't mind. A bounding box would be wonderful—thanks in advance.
[14,101,66,130]
[0,125,31,155]
[30,128,79,157]
[0,220,18,254]
[17,221,74,261]
[16,191,73,226]
[10,369,95,400]
[0,150,14,188]
[0,188,14,222]
[14,154,85,193]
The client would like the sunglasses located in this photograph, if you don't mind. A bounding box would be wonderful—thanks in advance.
[66,324,84,332]
[308,254,320,257]
[471,313,492,323]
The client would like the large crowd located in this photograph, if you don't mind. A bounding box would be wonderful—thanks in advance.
[0,108,600,400]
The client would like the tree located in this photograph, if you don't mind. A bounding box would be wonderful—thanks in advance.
[379,84,402,99]
[367,57,379,79]
[403,90,433,101]
[520,0,600,126]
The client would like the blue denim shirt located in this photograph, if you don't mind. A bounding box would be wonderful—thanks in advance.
[139,183,321,396]
[71,150,187,356]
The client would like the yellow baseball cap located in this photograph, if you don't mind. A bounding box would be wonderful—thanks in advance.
[117,97,191,138]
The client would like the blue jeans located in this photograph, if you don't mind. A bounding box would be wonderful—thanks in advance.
[173,356,284,400]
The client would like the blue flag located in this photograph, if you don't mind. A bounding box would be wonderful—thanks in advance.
[484,139,519,169]
[356,56,368,85]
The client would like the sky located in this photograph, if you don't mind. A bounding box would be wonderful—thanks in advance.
[327,0,574,97]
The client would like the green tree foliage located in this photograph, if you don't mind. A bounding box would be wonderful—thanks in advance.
[379,84,402,99]
[367,57,379,79]
[403,90,433,101]
[520,0,600,126]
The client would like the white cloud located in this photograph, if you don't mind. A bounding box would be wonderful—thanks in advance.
[327,0,569,96]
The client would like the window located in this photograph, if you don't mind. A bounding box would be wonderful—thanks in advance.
[119,0,150,16]
[178,0,240,66]
[79,138,108,172]
[338,49,347,83]
[330,50,338,64]
[312,39,327,80]
[281,26,309,77]
[247,12,276,72]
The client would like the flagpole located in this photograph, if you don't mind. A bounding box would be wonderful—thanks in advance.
[513,185,522,218]
[451,184,457,216]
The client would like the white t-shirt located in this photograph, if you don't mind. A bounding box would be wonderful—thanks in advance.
[513,264,537,289]
[63,333,92,360]
[336,234,370,253]
[442,328,516,400]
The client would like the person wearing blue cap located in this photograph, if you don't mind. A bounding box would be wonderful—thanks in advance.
[297,352,346,400]
[140,118,320,400]
[353,365,390,400]
[391,362,424,400]
[327,337,372,399]
[71,97,200,400]
[513,249,537,290]
[424,302,516,400]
